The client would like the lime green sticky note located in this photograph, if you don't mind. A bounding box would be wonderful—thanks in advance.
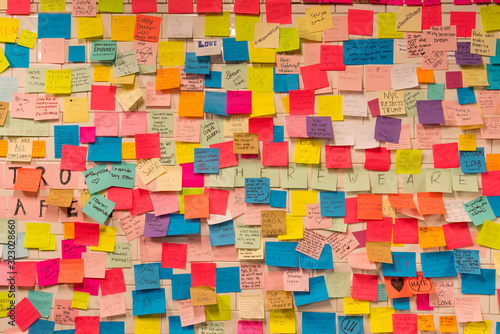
[371,171,398,194]
[343,166,371,192]
[17,30,37,49]
[235,15,260,41]
[377,13,403,39]
[98,0,123,13]
[205,295,232,321]
[247,66,273,93]
[452,168,479,192]
[425,169,452,193]
[24,223,51,249]
[477,220,500,250]
[276,28,300,52]
[402,174,426,194]
[395,149,423,174]
[205,12,230,37]
[311,165,337,192]
[480,5,500,32]
[282,163,308,189]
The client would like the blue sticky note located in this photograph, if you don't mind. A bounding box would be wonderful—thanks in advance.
[454,249,481,275]
[5,44,29,68]
[273,126,284,143]
[427,83,445,100]
[273,71,299,93]
[216,267,241,293]
[338,316,363,334]
[54,125,79,159]
[487,64,500,90]
[421,251,457,278]
[293,276,329,306]
[302,312,336,334]
[459,148,486,174]
[83,164,113,194]
[392,297,410,310]
[245,178,271,204]
[320,191,345,217]
[270,190,287,208]
[204,91,227,116]
[461,268,496,295]
[377,284,388,301]
[209,220,235,246]
[343,39,394,65]
[3,232,28,260]
[463,196,495,226]
[457,87,476,105]
[134,263,161,290]
[222,38,249,62]
[132,288,166,316]
[382,252,417,278]
[99,322,125,334]
[169,316,194,334]
[487,196,500,216]
[54,331,75,334]
[205,71,222,88]
[28,290,53,318]
[265,241,299,268]
[38,14,71,39]
[166,214,200,236]
[172,274,191,300]
[491,40,500,64]
[157,264,173,280]
[184,52,211,75]
[110,162,136,189]
[68,45,86,62]
[194,148,219,174]
[88,137,122,162]
[299,244,333,270]
[29,319,55,334]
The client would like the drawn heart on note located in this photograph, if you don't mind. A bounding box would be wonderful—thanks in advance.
[390,278,405,292]
[91,178,100,184]
[329,274,347,292]
[314,217,323,224]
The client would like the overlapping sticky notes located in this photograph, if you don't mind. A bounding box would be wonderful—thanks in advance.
[82,194,116,224]
[14,297,40,331]
[45,188,74,207]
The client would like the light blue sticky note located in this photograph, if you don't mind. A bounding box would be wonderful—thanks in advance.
[152,262,173,280]
[54,125,79,159]
[299,244,333,270]
[88,137,122,162]
[491,40,500,64]
[461,268,496,295]
[293,276,329,306]
[487,64,500,90]
[222,38,249,62]
[134,263,160,290]
[265,241,299,268]
[393,297,410,310]
[166,214,200,236]
[5,44,29,68]
[82,194,116,224]
[463,196,495,226]
[83,164,113,194]
[343,39,393,65]
[454,249,481,275]
[320,191,345,217]
[184,52,210,75]
[273,71,299,93]
[3,232,28,260]
[338,316,363,334]
[382,252,417,278]
[28,290,53,318]
[172,274,191,300]
[54,330,75,334]
[110,162,136,188]
[90,40,117,61]
[459,148,486,174]
[132,288,166,316]
[68,45,86,62]
[273,125,284,143]
[205,71,222,88]
[427,83,445,100]
[204,91,227,116]
[38,14,71,39]
[169,316,194,334]
[421,251,457,278]
[0,78,18,103]
[377,284,388,301]
[457,87,476,105]
[209,220,235,246]
[99,322,124,334]
[194,148,220,174]
[245,178,271,204]
[28,319,55,334]
[302,312,336,334]
[487,196,500,216]
[270,190,287,208]
[216,267,241,293]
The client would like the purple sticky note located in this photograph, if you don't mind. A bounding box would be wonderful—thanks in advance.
[374,116,402,143]
[227,91,252,114]
[416,100,445,124]
[74,278,100,296]
[306,116,333,138]
[455,42,482,66]
[352,230,367,249]
[61,239,87,259]
[416,294,434,311]
[80,126,96,143]
[181,162,204,188]
[446,71,463,89]
[143,213,170,237]
[368,99,381,117]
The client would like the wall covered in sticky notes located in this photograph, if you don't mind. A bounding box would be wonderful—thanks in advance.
[0,0,499,333]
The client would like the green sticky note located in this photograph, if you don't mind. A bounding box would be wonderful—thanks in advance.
[71,66,92,93]
[28,290,53,318]
[160,140,176,166]
[377,13,403,39]
[179,188,204,214]
[312,166,337,191]
[282,163,308,189]
[261,166,280,188]
[234,159,261,187]
[148,111,175,137]
[25,68,47,93]
[425,169,452,193]
[404,90,426,117]
[209,167,235,188]
[235,224,261,249]
[343,166,370,192]
[452,168,479,192]
[98,0,123,13]
[276,28,300,52]
[0,219,16,244]
[83,164,113,194]
[82,194,116,224]
[90,40,117,61]
[106,242,131,268]
[402,174,426,194]
[205,12,231,37]
[110,162,136,189]
[223,63,248,90]
[139,64,157,75]
[325,272,351,298]
[371,171,398,194]
[427,83,445,101]
[235,15,260,41]
[200,120,224,146]
[0,116,49,137]
[377,284,388,301]
[326,218,347,232]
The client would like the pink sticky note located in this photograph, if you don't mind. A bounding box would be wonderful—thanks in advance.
[121,111,147,137]
[72,0,97,16]
[284,268,309,291]
[178,299,206,327]
[131,188,154,215]
[61,239,87,259]
[80,127,96,143]
[289,90,314,115]
[168,0,193,13]
[145,82,171,107]
[227,91,252,114]
[54,299,79,325]
[11,93,37,119]
[75,316,100,334]
[150,191,179,216]
[212,244,238,261]
[14,261,36,287]
[197,0,222,13]
[181,162,204,188]
[450,11,476,37]
[14,298,40,332]
[94,112,119,136]
[36,258,60,287]
[454,0,471,3]
[227,188,247,218]
[422,5,442,30]
[337,66,363,91]
[323,16,349,42]
[352,274,378,301]
[265,0,292,24]
[348,253,377,270]
[210,141,238,168]
[235,0,260,14]
[82,252,106,279]
[238,321,263,334]
[416,294,434,310]
[60,145,88,171]
[187,236,212,262]
[174,117,201,142]
[100,269,126,296]
[365,66,391,92]
[41,38,65,64]
[99,294,126,317]
[135,133,161,159]
[265,271,285,291]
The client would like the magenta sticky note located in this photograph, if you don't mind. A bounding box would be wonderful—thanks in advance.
[80,126,96,144]
[181,162,204,188]
[227,91,252,114]
[61,239,87,259]
[36,258,60,287]
[74,278,100,296]
[368,99,381,117]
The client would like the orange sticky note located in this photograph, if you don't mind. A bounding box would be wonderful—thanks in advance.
[184,194,210,219]
[486,154,500,171]
[178,92,204,117]
[439,316,458,333]
[417,192,446,215]
[388,194,417,209]
[32,141,46,158]
[419,226,447,248]
[122,142,136,160]
[418,315,435,331]
[0,140,7,157]
[383,276,412,299]
[58,259,84,283]
[155,68,181,90]
[64,222,75,239]
[13,168,43,192]
[416,67,435,83]
[357,194,383,220]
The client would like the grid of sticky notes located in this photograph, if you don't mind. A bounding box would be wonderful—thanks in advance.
[0,0,500,333]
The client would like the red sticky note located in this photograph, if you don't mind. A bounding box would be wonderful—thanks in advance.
[14,261,37,287]
[417,192,446,215]
[181,162,205,188]
[348,9,374,36]
[184,194,210,219]
[205,188,229,215]
[91,85,116,111]
[36,258,60,287]
[60,145,88,171]
[265,0,292,24]
[352,274,378,301]
[357,194,383,221]
[74,222,100,247]
[131,188,154,215]
[325,146,351,169]
[14,298,40,331]
[197,0,222,13]
[366,217,393,242]
[7,0,30,15]
[300,64,330,91]
[134,15,161,42]
[368,99,381,117]
[320,45,345,71]
[364,147,391,171]
[289,90,315,115]
[442,222,473,249]
[107,187,133,210]
[162,242,188,269]
[75,316,100,334]
[262,141,288,167]
[135,133,161,159]
[210,141,238,168]
[168,0,193,13]
[393,218,419,244]
[450,11,476,37]
[131,0,157,13]
[249,118,274,141]
[191,262,217,287]
[235,0,260,14]
[344,197,361,224]
[432,143,459,168]
[446,71,463,89]
[422,5,442,30]
[482,171,500,196]
[100,269,126,296]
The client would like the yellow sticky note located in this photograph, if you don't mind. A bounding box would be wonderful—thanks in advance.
[377,13,403,39]
[305,5,333,32]
[39,233,56,251]
[464,320,492,334]
[71,291,90,310]
[370,307,395,333]
[459,134,476,151]
[122,142,137,160]
[249,43,276,63]
[77,15,103,39]
[480,5,500,32]
[395,149,423,174]
[270,309,296,334]
[343,297,370,315]
[135,314,161,334]
[24,223,51,249]
[17,30,37,48]
[462,64,489,87]
[0,17,19,43]
[41,0,65,12]
[93,65,110,82]
[366,241,393,263]
[235,15,260,41]
[281,96,290,114]
[63,97,89,123]
[493,252,500,275]
[318,95,343,121]
[111,16,136,41]
[252,93,276,117]
[115,85,143,111]
[0,48,9,74]
[158,41,184,67]
[32,141,46,158]
[175,142,200,165]
[254,23,280,48]
[108,70,135,85]
[80,190,91,208]
[205,295,232,321]
[276,28,300,52]
[294,139,321,164]
[278,214,304,240]
[477,220,500,250]
[204,12,230,37]
[0,291,13,317]
[45,69,72,94]
[291,190,317,216]
[419,227,447,248]
[89,225,117,253]
[247,66,273,93]
[296,17,322,42]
